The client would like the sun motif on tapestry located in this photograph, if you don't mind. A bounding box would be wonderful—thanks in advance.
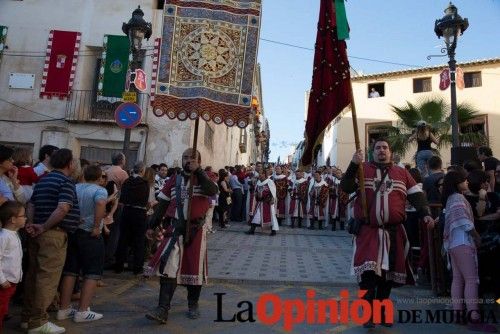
[180,27,237,79]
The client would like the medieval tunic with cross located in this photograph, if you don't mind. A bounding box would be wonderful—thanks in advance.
[308,179,329,220]
[150,169,217,285]
[341,162,429,285]
[289,177,309,218]
[272,174,289,219]
[325,174,340,219]
[249,178,279,231]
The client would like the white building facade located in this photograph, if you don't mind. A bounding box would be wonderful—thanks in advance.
[0,0,266,169]
[317,58,500,170]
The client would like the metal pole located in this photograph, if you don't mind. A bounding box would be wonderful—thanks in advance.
[123,128,131,161]
[123,45,139,160]
[185,117,200,244]
[449,54,459,149]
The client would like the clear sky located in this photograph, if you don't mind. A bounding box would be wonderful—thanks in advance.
[258,0,500,162]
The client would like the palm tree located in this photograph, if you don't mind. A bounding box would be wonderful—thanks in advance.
[377,97,488,158]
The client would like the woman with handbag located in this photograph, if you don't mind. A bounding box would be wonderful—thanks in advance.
[217,169,232,229]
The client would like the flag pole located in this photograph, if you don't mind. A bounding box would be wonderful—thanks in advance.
[347,78,369,221]
[185,117,200,244]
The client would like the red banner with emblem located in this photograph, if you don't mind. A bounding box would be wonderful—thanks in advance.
[40,30,81,99]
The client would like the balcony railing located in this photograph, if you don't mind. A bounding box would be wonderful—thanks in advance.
[65,90,149,124]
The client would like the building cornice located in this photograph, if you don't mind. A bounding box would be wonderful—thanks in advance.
[352,57,500,81]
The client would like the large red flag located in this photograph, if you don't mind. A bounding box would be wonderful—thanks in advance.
[301,0,351,166]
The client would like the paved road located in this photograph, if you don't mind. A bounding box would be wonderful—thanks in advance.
[5,224,499,333]
[209,223,355,286]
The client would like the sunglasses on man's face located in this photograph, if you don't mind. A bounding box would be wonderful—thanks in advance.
[101,175,107,178]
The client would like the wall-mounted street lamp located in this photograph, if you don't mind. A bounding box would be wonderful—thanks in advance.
[121,6,152,160]
[434,2,469,153]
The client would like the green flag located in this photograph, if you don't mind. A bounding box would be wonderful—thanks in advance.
[335,0,349,40]
[98,35,130,98]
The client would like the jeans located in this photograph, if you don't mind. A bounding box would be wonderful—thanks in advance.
[416,149,434,177]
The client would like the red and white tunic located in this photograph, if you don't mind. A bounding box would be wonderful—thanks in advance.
[308,180,329,220]
[289,178,308,218]
[273,174,288,219]
[326,175,340,219]
[351,163,420,285]
[154,173,210,285]
[249,178,279,231]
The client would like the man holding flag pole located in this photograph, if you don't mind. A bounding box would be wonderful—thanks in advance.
[301,0,435,328]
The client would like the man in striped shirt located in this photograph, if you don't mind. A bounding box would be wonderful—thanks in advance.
[23,148,80,334]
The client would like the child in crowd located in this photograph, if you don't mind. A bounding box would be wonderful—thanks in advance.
[0,201,26,332]
[442,171,497,333]
[12,147,38,201]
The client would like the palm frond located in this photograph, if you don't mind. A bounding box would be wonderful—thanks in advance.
[387,97,484,154]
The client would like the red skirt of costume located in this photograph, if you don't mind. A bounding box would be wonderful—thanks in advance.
[276,198,286,218]
[329,194,339,219]
[352,223,414,286]
[289,198,307,218]
[250,201,273,229]
[146,224,208,285]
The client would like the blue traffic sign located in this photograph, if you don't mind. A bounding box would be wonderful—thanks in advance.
[114,102,142,129]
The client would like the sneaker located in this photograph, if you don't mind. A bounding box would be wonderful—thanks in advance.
[73,309,103,323]
[27,321,66,334]
[56,307,76,320]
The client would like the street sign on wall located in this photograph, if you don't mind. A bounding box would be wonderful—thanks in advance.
[114,102,142,129]
[122,91,137,103]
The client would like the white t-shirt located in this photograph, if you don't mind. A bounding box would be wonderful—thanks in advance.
[0,229,23,284]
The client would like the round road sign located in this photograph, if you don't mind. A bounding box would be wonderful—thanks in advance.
[114,102,142,129]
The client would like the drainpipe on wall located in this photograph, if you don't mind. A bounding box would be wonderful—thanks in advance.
[137,129,148,164]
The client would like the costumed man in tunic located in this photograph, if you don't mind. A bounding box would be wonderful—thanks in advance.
[308,170,329,230]
[340,138,434,328]
[273,165,288,226]
[246,163,261,222]
[328,167,343,231]
[245,169,279,236]
[289,169,308,228]
[144,149,218,324]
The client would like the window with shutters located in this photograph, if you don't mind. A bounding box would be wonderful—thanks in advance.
[413,77,432,93]
[464,71,482,88]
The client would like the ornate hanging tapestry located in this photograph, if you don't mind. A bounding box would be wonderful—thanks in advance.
[40,30,81,99]
[153,0,262,128]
